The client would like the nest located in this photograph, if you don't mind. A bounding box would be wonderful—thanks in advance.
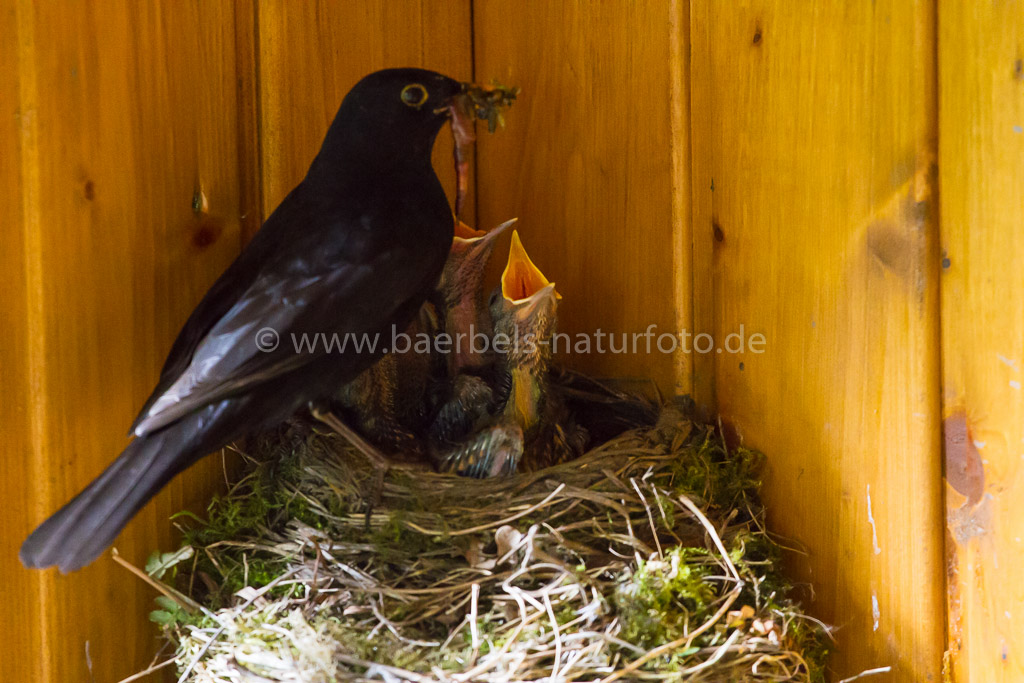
[128,401,832,683]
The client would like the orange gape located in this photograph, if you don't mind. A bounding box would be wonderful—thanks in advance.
[453,218,487,240]
[502,230,561,302]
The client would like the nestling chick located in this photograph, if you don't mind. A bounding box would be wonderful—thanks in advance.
[441,218,517,374]
[429,218,516,444]
[436,230,587,476]
[334,303,439,455]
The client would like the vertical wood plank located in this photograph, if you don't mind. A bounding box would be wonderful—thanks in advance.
[236,0,265,243]
[256,0,473,221]
[0,1,47,679]
[939,2,1024,679]
[689,0,716,417]
[473,0,693,396]
[3,1,254,680]
[693,2,944,680]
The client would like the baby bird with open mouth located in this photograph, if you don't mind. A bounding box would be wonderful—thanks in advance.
[434,230,587,477]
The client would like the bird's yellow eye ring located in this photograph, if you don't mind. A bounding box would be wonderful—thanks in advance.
[400,83,429,109]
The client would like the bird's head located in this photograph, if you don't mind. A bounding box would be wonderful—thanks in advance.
[491,230,561,370]
[440,218,517,372]
[490,230,560,431]
[316,68,469,172]
[442,218,517,307]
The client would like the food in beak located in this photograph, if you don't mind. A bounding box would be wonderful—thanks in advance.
[448,82,518,218]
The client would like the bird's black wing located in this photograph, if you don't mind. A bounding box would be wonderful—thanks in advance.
[129,197,295,434]
[132,212,438,437]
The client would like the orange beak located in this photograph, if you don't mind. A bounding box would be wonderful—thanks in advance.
[451,217,517,256]
[453,219,487,240]
[501,230,561,305]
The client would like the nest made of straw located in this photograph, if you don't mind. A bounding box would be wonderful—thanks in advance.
[132,402,830,683]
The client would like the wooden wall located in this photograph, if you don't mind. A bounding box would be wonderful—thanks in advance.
[3,2,253,681]
[939,1,1024,680]
[693,2,945,679]
[474,0,692,393]
[2,1,1021,681]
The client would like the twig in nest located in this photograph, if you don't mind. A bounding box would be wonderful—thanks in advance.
[111,548,200,613]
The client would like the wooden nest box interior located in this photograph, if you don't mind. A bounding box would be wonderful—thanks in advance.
[3,2,1022,682]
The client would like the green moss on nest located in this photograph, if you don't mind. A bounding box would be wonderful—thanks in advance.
[140,404,830,682]
[615,547,719,648]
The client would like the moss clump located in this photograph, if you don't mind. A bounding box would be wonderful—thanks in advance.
[615,547,719,648]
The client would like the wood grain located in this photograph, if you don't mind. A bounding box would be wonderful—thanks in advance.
[939,2,1024,679]
[0,1,46,678]
[689,0,717,419]
[2,3,475,680]
[691,2,944,680]
[2,1,252,680]
[473,0,692,397]
[3,1,1020,680]
[256,0,472,221]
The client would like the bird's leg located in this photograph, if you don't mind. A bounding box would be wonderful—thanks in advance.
[309,404,390,470]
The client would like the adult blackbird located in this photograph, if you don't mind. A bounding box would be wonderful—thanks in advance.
[21,68,477,572]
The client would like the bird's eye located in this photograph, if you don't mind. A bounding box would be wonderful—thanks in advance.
[400,83,429,109]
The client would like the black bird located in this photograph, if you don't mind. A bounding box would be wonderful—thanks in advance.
[21,68,482,572]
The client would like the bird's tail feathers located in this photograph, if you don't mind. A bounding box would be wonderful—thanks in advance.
[19,431,200,573]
